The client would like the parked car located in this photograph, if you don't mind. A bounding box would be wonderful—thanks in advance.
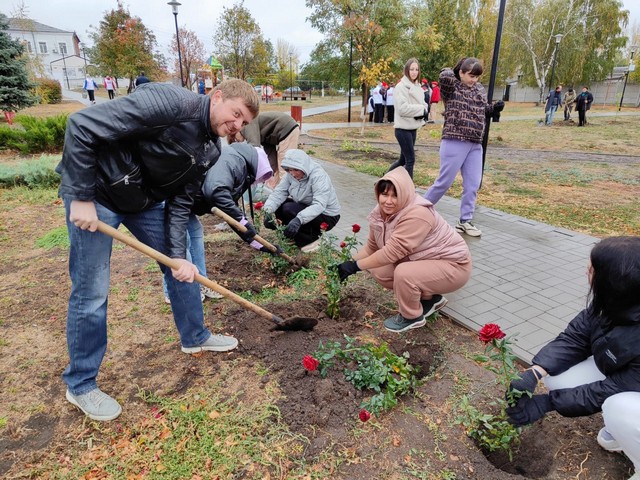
[282,86,308,99]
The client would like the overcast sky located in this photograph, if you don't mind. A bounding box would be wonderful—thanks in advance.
[4,0,640,65]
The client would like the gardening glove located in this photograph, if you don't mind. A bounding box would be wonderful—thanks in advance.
[284,217,302,238]
[336,260,360,282]
[263,213,277,230]
[506,394,552,427]
[414,109,428,120]
[507,369,540,405]
[260,244,284,257]
[236,221,257,243]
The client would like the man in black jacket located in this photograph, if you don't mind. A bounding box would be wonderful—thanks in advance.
[56,79,259,421]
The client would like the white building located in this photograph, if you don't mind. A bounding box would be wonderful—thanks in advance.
[6,17,89,89]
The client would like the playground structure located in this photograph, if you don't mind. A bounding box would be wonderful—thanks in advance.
[194,56,223,94]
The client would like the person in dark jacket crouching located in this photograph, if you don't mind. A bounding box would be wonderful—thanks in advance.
[505,236,640,480]
[56,79,259,422]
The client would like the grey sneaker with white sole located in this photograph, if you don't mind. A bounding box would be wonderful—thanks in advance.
[181,333,238,353]
[66,388,122,421]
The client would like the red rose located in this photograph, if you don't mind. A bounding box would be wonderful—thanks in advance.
[340,241,346,248]
[254,201,264,210]
[302,355,319,371]
[352,224,361,233]
[359,409,371,422]
[479,323,506,343]
[320,222,329,231]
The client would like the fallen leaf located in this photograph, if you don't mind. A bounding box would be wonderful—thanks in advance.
[392,436,401,446]
[208,411,220,420]
[450,454,459,461]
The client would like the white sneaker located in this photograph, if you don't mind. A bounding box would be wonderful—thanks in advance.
[301,239,321,253]
[201,285,223,300]
[597,428,623,452]
[164,296,171,304]
[181,334,238,353]
[66,388,122,421]
[456,220,482,237]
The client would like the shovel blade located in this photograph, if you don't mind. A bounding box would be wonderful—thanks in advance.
[271,317,318,332]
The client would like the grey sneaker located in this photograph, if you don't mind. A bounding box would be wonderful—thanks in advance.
[201,285,223,300]
[383,313,426,333]
[181,334,238,353]
[597,428,622,452]
[421,295,448,317]
[66,388,122,421]
[456,220,482,237]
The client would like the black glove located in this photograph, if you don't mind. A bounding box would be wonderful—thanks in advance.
[507,369,539,404]
[506,394,552,427]
[260,244,284,256]
[336,261,360,282]
[263,214,277,230]
[414,109,428,120]
[238,222,257,243]
[283,217,302,238]
[493,100,505,113]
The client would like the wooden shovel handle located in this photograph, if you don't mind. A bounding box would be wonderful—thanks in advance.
[211,207,297,265]
[96,221,284,325]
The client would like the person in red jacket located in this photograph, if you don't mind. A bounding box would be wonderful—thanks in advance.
[429,81,441,121]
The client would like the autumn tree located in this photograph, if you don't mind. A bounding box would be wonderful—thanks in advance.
[88,1,163,91]
[0,13,36,114]
[213,0,273,81]
[306,0,407,104]
[502,0,629,101]
[170,28,206,90]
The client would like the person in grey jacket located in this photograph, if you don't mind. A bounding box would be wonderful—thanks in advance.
[505,236,640,480]
[56,79,259,421]
[232,112,300,190]
[262,149,340,252]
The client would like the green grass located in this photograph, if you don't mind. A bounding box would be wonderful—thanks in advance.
[0,185,60,207]
[35,226,69,249]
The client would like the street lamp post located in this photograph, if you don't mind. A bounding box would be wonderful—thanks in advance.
[618,44,638,111]
[79,42,88,74]
[289,53,293,101]
[346,12,355,123]
[548,33,563,93]
[167,0,184,87]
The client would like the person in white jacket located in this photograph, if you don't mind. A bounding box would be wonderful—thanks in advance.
[263,149,340,252]
[387,58,428,178]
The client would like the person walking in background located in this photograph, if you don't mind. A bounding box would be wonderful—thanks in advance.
[262,149,340,253]
[103,75,116,100]
[574,86,594,126]
[229,111,300,191]
[135,71,150,88]
[367,93,374,122]
[429,80,441,122]
[387,58,428,179]
[504,236,640,480]
[544,85,563,125]
[56,79,259,421]
[563,87,576,121]
[83,75,97,104]
[423,57,504,238]
[334,167,472,333]
[372,82,384,123]
[386,81,395,123]
[421,78,432,123]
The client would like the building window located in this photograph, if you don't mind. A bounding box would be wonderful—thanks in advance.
[59,43,67,55]
[22,40,32,53]
[39,42,47,54]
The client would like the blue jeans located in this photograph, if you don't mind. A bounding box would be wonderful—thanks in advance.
[545,105,558,125]
[62,201,211,395]
[424,138,483,222]
[162,215,206,298]
[388,128,418,178]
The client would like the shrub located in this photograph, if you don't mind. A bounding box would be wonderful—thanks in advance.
[0,114,67,153]
[33,78,62,104]
[0,155,60,188]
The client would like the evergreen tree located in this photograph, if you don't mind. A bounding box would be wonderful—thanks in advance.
[0,13,37,113]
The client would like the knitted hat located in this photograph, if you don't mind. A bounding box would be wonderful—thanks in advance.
[253,147,273,184]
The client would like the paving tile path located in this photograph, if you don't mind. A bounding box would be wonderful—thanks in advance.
[316,157,597,364]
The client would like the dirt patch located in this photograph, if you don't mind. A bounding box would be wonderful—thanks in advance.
[0,207,634,478]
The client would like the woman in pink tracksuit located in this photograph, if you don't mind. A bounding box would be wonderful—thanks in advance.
[336,167,472,333]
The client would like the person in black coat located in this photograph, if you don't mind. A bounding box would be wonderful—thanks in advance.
[506,236,640,480]
[574,86,594,126]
